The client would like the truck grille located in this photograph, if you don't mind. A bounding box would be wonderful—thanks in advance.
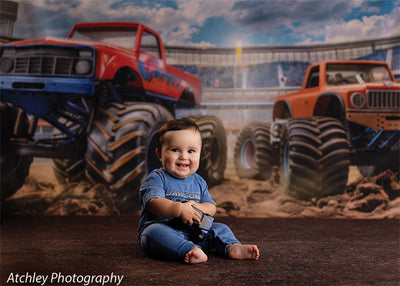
[15,56,74,75]
[1,46,94,77]
[366,90,400,109]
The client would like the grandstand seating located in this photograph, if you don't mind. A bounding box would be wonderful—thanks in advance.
[172,47,399,88]
[357,49,387,62]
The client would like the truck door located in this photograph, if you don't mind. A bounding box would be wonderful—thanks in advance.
[138,30,180,99]
[292,66,321,117]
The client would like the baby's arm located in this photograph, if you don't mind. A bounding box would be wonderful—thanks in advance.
[147,198,201,225]
[193,202,216,217]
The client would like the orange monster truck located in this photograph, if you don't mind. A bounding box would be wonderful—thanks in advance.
[234,60,399,200]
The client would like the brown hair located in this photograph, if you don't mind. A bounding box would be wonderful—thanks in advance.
[157,118,201,155]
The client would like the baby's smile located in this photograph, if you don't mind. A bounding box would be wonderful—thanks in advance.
[176,163,189,168]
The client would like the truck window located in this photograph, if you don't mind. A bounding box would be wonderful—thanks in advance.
[326,63,392,85]
[69,27,137,49]
[141,30,161,59]
[306,66,319,88]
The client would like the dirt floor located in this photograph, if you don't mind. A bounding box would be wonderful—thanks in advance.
[1,162,400,285]
[1,214,399,286]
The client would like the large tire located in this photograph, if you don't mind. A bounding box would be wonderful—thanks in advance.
[187,115,227,187]
[234,122,279,180]
[0,103,33,199]
[358,164,399,178]
[85,102,173,211]
[52,158,86,184]
[282,117,350,200]
[352,128,400,178]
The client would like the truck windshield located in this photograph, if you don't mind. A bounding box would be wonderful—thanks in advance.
[326,63,392,85]
[69,27,137,49]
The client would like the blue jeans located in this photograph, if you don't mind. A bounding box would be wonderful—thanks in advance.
[140,222,241,261]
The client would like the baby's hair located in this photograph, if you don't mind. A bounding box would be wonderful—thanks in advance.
[157,118,201,154]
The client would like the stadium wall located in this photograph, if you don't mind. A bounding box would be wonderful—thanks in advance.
[166,36,400,91]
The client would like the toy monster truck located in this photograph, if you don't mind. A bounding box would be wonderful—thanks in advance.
[0,22,227,210]
[234,60,399,200]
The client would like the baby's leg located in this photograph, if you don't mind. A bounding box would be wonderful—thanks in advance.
[184,247,208,264]
[227,243,260,260]
[140,223,196,261]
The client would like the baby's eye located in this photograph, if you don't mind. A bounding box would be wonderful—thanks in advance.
[171,148,179,152]
[188,149,196,154]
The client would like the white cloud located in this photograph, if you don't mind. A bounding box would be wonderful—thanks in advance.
[70,0,235,45]
[223,32,254,47]
[158,0,235,45]
[11,0,400,46]
[325,6,400,42]
[221,0,363,45]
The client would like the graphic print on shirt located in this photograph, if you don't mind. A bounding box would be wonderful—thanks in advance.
[165,189,201,201]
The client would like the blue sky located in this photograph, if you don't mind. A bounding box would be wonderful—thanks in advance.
[12,0,400,47]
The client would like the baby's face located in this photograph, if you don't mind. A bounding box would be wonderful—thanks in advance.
[158,128,202,179]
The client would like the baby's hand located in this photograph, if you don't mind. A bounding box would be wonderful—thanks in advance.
[179,201,201,225]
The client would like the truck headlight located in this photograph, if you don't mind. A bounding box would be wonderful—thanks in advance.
[350,92,365,108]
[0,57,14,73]
[75,59,92,75]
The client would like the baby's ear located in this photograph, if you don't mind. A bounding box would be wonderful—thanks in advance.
[155,148,161,161]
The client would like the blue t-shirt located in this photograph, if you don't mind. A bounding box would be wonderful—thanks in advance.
[138,168,215,235]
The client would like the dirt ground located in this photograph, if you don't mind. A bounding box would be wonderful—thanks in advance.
[1,162,399,285]
[1,214,399,286]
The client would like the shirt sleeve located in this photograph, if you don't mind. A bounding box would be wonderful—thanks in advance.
[139,170,166,208]
[197,174,216,205]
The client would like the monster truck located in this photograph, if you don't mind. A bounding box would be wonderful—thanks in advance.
[234,60,399,200]
[0,22,227,210]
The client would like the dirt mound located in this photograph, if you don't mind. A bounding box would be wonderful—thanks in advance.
[3,163,399,218]
[4,164,119,216]
[209,169,399,219]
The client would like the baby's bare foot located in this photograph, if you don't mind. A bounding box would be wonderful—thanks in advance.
[227,243,260,260]
[184,247,208,264]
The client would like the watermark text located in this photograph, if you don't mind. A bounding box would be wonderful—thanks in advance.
[6,272,124,286]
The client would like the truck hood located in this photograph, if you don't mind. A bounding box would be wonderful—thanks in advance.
[325,81,400,92]
[277,81,399,101]
[4,37,136,58]
[363,81,400,89]
[326,81,400,91]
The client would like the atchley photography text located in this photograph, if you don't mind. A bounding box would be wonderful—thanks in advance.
[6,272,124,285]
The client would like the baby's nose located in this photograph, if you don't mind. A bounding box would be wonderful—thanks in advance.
[179,152,188,159]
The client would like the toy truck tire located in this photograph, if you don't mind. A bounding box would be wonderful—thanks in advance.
[282,117,351,200]
[234,122,279,180]
[187,115,227,187]
[0,104,33,199]
[85,102,173,211]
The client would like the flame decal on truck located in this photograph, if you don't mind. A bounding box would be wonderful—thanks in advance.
[138,62,181,89]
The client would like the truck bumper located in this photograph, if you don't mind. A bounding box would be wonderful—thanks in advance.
[346,110,400,130]
[0,76,95,117]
